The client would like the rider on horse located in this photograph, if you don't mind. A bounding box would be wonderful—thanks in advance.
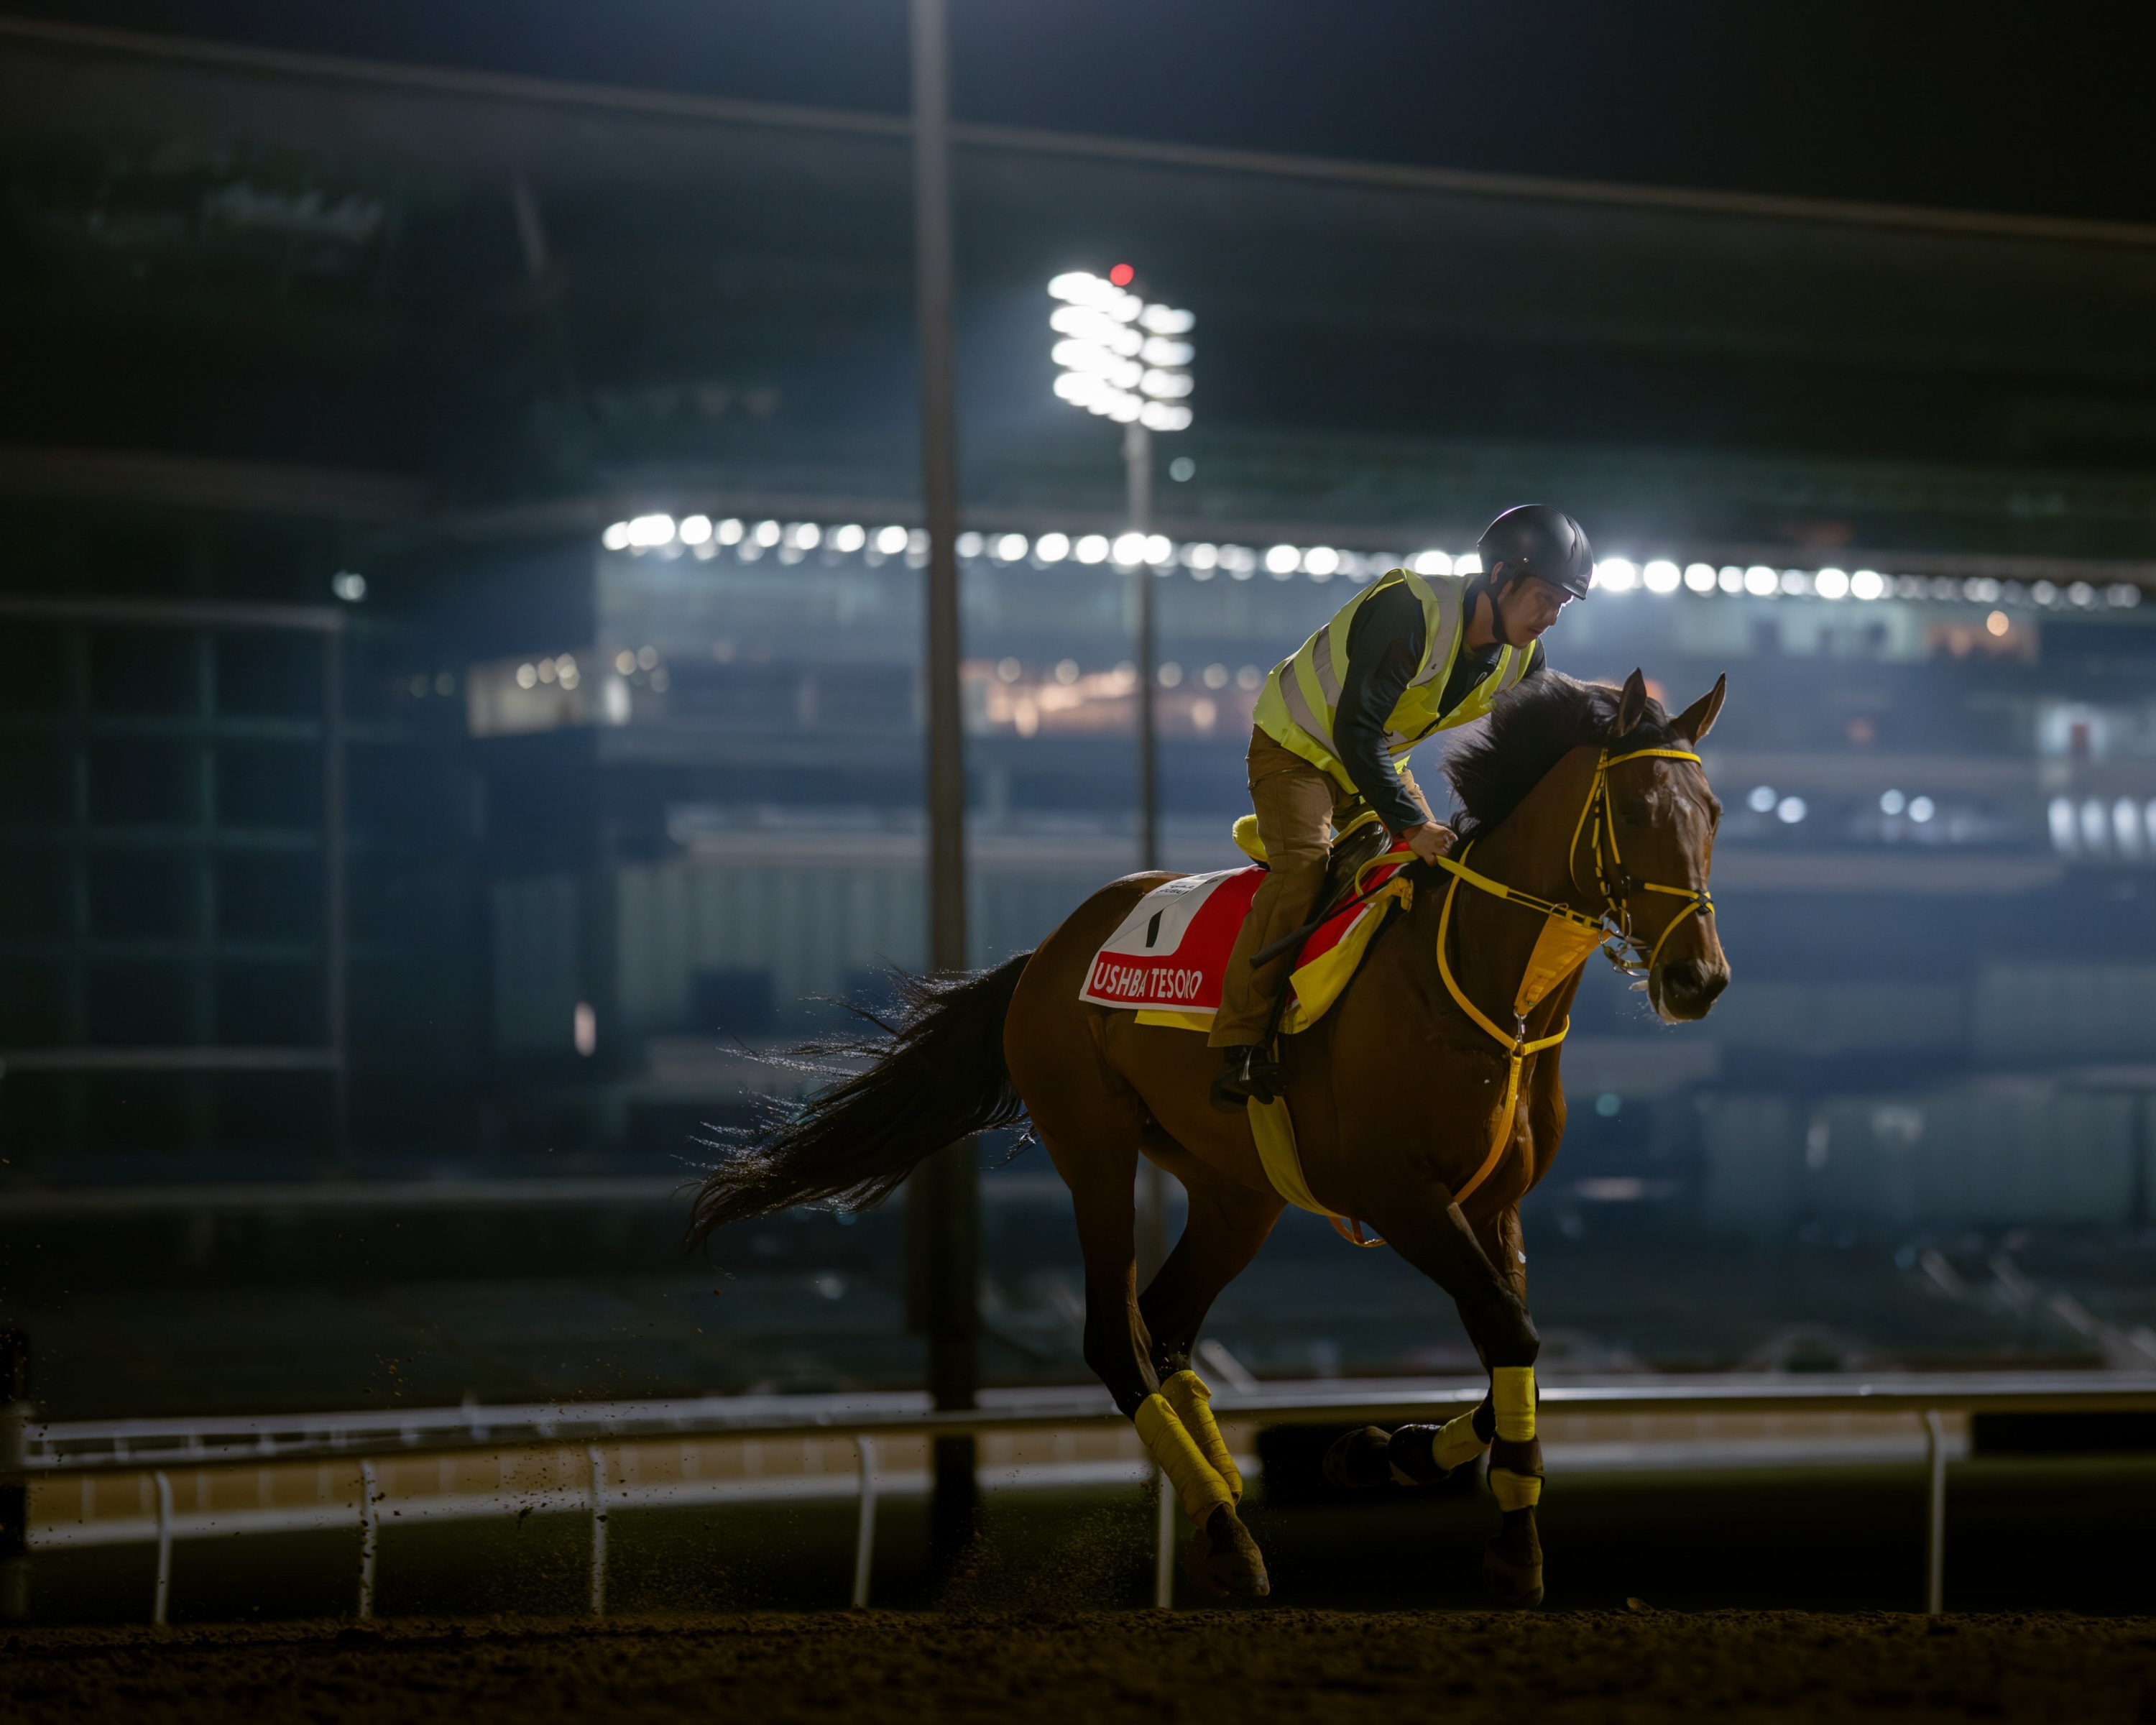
[1210,503,1596,1106]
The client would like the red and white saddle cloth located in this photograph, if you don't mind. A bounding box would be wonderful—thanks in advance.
[1077,849,1414,1036]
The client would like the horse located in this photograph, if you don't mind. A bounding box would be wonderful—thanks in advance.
[688,667,1730,1606]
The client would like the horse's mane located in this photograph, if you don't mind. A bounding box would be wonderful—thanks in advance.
[1442,672,1674,843]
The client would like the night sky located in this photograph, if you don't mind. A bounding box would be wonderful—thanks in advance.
[5,0,2146,226]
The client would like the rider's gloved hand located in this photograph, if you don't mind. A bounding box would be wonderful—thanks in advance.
[1403,822,1455,865]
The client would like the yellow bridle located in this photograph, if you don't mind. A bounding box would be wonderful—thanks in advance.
[1431,744,1713,1205]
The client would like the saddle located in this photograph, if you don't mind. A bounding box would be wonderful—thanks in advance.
[1234,806,1401,972]
[1318,810,1396,921]
[1080,809,1416,1031]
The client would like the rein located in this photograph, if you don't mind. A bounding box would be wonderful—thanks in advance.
[1432,743,1712,1205]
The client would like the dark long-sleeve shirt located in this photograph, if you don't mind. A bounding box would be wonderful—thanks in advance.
[1334,579,1547,834]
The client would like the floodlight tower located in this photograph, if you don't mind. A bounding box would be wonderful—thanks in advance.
[1046,267,1194,871]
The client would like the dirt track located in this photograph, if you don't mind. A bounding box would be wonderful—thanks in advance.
[9,1610,2156,1724]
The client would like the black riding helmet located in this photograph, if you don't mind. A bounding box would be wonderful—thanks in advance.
[1476,505,1595,602]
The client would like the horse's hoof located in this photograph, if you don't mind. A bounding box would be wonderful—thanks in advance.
[1322,1425,1394,1490]
[1483,1537,1544,1609]
[1185,1505,1271,1598]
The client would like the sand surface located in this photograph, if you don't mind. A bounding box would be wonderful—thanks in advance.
[9,1610,2156,1723]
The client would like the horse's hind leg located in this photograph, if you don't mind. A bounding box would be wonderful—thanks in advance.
[1138,1167,1284,1381]
[1358,1182,1545,1607]
[1136,1167,1282,1597]
[1042,1125,1156,1417]
[1042,1134,1269,1599]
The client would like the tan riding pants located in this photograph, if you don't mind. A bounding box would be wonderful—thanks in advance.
[1208,727,1434,1048]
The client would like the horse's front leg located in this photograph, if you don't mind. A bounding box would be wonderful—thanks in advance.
[1466,1202,1543,1607]
[1353,1182,1544,1607]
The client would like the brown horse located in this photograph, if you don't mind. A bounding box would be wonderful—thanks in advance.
[689,668,1729,1606]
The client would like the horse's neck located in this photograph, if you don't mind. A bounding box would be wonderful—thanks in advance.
[1465,744,1602,909]
[1442,745,1603,1031]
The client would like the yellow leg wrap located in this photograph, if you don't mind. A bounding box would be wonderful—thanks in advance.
[1488,1468,1542,1512]
[1493,1366,1537,1442]
[1134,1393,1235,1526]
[1160,1370,1242,1504]
[1432,1409,1492,1473]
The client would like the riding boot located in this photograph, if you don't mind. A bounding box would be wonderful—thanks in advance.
[1210,1044,1285,1108]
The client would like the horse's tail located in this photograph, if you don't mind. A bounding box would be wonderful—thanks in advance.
[686,950,1033,1242]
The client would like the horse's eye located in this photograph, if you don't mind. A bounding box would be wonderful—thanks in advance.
[1619,799,1651,824]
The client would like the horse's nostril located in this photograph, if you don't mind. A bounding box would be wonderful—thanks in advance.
[1660,960,1727,1007]
[1682,965,1726,1003]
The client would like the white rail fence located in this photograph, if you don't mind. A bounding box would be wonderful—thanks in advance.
[10,1372,2156,1622]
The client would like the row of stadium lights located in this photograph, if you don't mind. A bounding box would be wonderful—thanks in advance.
[1742,784,1943,829]
[1595,558,2140,610]
[1738,780,2156,865]
[600,515,2145,610]
[2052,796,2156,862]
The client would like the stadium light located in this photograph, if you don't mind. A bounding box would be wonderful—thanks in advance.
[1048,270,1194,433]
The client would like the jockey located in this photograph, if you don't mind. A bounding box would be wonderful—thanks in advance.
[1211,504,1595,1106]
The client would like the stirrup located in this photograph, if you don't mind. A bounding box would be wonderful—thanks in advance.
[1210,1045,1284,1108]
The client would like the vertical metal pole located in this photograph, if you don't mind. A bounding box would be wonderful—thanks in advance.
[152,1471,173,1626]
[909,0,979,1570]
[1924,1409,1945,1614]
[356,1459,377,1620]
[1125,420,1156,872]
[1124,420,1169,1285]
[1153,1466,1176,1609]
[851,1435,879,1609]
[913,0,965,983]
[323,625,349,1169]
[586,1445,607,1616]
[0,1328,29,1623]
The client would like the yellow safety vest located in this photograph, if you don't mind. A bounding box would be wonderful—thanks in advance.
[1253,569,1532,794]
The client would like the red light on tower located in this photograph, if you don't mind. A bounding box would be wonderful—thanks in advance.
[1107,263,1135,287]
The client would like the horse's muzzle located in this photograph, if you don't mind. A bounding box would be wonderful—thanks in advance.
[1651,956,1728,1022]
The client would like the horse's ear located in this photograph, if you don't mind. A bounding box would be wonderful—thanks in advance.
[1611,668,1649,740]
[1670,673,1728,745]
